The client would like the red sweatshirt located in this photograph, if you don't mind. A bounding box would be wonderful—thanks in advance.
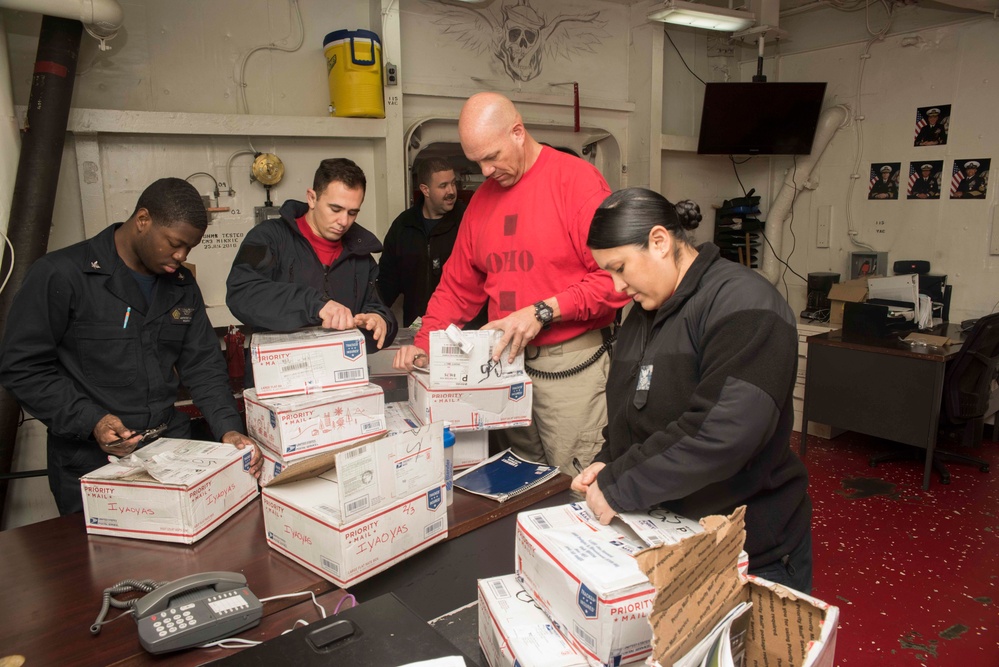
[415,147,628,350]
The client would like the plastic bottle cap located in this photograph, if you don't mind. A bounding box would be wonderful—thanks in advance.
[442,421,454,448]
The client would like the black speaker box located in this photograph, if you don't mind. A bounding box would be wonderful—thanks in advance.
[893,260,930,275]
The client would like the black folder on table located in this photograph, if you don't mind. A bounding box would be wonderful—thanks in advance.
[843,300,917,338]
[215,593,478,666]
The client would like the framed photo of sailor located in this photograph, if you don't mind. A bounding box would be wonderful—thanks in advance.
[906,160,942,200]
[868,162,900,200]
[913,104,950,147]
[949,158,989,199]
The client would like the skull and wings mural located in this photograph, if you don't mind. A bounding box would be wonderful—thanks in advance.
[424,0,609,83]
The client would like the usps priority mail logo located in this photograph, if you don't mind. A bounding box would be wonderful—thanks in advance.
[343,339,362,360]
[427,485,443,510]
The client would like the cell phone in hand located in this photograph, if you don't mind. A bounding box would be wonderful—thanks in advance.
[105,423,168,449]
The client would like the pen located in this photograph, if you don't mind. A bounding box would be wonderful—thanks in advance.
[122,306,131,329]
[572,457,584,474]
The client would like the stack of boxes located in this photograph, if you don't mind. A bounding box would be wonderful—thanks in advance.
[408,327,533,470]
[477,503,838,667]
[246,327,448,587]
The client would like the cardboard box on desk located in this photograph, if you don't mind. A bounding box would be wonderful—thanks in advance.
[244,384,386,460]
[261,480,448,588]
[366,327,416,377]
[478,574,587,667]
[81,439,258,544]
[385,401,490,470]
[259,422,443,521]
[428,328,525,387]
[827,279,868,326]
[514,503,730,667]
[250,328,368,399]
[408,372,532,431]
[636,507,838,667]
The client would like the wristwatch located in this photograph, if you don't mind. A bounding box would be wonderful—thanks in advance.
[533,301,554,329]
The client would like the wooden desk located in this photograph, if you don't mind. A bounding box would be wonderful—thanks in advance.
[0,474,570,666]
[801,324,964,490]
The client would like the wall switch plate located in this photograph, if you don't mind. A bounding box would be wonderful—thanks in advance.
[990,207,999,255]
[816,205,831,248]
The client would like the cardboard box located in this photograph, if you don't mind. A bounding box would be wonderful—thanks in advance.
[409,372,532,431]
[250,328,368,399]
[366,327,416,377]
[385,401,489,469]
[259,423,444,523]
[453,429,489,469]
[428,328,525,387]
[244,384,386,460]
[385,401,425,435]
[636,508,838,667]
[514,503,709,667]
[262,482,448,588]
[81,439,258,544]
[478,574,587,667]
[826,279,868,326]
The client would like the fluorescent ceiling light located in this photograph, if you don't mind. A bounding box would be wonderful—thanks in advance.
[648,1,756,32]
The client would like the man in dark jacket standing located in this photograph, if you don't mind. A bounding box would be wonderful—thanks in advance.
[0,178,261,515]
[227,158,397,367]
[378,157,485,328]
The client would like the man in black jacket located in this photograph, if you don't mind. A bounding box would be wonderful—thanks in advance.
[378,157,485,328]
[227,158,397,372]
[0,178,261,515]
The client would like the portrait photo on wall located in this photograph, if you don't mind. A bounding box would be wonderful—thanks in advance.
[907,160,943,200]
[869,162,901,200]
[950,158,989,199]
[914,104,950,146]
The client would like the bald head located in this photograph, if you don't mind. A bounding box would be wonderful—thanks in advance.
[458,92,540,188]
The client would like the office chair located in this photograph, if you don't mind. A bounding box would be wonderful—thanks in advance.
[870,312,999,484]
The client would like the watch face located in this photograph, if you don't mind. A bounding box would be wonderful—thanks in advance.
[535,301,553,324]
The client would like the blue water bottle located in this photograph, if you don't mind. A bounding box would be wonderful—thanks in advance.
[443,421,455,506]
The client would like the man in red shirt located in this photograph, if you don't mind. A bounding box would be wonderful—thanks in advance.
[394,93,628,473]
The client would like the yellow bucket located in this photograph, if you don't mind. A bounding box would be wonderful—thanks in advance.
[323,29,385,118]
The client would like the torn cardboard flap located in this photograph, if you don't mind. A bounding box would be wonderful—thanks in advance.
[634,506,747,667]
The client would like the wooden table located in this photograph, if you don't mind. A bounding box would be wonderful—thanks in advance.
[0,474,571,666]
[800,323,964,489]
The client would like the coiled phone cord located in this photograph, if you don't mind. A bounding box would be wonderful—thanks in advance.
[90,579,161,635]
[524,331,617,381]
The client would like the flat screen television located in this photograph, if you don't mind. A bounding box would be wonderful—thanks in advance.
[696,82,827,156]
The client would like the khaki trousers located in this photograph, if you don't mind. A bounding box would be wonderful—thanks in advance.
[492,329,610,477]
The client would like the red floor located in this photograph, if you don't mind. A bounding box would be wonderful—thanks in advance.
[797,429,999,667]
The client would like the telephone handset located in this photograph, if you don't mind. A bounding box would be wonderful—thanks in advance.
[133,571,262,654]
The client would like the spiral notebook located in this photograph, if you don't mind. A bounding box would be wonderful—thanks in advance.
[453,449,561,502]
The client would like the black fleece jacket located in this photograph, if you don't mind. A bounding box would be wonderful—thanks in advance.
[594,243,810,568]
[226,199,397,354]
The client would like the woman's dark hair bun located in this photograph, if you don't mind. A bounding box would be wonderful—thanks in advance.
[674,200,701,230]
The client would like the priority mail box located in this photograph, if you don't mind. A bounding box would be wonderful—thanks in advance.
[244,384,386,460]
[259,423,444,523]
[409,372,532,431]
[478,574,587,667]
[366,326,416,377]
[385,401,489,469]
[429,327,525,387]
[636,508,838,667]
[514,503,714,667]
[262,482,448,588]
[453,429,489,469]
[81,439,258,544]
[384,401,424,435]
[251,327,368,399]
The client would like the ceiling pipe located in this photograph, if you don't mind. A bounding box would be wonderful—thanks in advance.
[758,104,851,284]
[0,0,122,46]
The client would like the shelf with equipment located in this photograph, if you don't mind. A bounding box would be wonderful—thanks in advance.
[714,189,763,269]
